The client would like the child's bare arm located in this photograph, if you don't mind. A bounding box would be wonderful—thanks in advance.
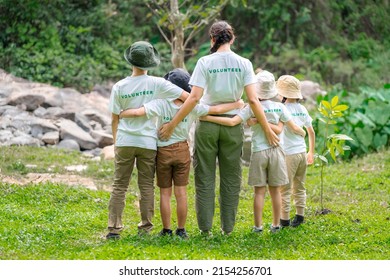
[285,120,306,137]
[306,126,316,165]
[199,115,242,126]
[208,99,245,114]
[111,113,119,143]
[247,118,283,134]
[269,121,284,134]
[119,107,146,118]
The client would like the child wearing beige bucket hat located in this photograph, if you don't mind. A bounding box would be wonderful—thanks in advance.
[200,70,306,233]
[277,75,316,228]
[106,42,190,240]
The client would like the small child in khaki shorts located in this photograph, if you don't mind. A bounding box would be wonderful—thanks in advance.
[120,68,244,238]
[200,70,306,233]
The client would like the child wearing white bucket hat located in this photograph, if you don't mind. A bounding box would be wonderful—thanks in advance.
[200,70,306,233]
[106,42,190,240]
[277,75,316,228]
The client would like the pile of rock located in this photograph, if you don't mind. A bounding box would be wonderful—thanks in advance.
[0,69,114,158]
[0,69,326,163]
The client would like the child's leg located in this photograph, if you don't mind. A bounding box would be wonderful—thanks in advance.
[267,147,289,227]
[160,187,173,229]
[136,148,157,233]
[268,186,281,227]
[174,185,187,229]
[280,154,297,220]
[108,147,136,234]
[253,186,266,228]
[292,152,307,216]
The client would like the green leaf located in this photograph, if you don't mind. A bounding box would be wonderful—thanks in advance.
[354,126,373,148]
[373,133,388,150]
[333,104,349,112]
[329,145,336,161]
[318,155,328,164]
[319,107,329,117]
[318,117,328,123]
[331,96,339,107]
[321,100,332,110]
[329,134,353,141]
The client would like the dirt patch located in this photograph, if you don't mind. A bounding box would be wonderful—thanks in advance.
[1,173,98,190]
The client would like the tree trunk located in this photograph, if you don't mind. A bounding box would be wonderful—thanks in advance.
[170,0,186,69]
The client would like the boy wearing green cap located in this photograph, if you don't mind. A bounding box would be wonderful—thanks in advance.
[106,42,189,240]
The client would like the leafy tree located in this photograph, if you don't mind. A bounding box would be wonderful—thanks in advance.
[145,0,231,69]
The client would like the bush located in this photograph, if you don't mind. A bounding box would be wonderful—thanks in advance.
[314,85,390,159]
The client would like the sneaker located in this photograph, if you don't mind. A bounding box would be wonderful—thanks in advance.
[106,232,120,240]
[252,226,263,233]
[270,225,281,233]
[291,215,304,227]
[175,228,188,239]
[158,228,173,236]
[280,219,291,228]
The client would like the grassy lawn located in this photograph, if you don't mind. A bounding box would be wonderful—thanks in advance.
[0,146,389,260]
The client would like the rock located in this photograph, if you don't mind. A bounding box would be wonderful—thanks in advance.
[41,131,60,145]
[101,144,115,160]
[75,113,93,132]
[82,108,111,127]
[90,130,114,148]
[7,90,45,111]
[3,132,41,147]
[57,139,80,151]
[300,80,326,110]
[44,107,75,120]
[57,118,98,150]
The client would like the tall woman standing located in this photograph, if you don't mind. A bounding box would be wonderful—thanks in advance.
[159,20,279,235]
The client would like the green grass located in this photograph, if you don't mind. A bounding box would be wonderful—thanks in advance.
[0,146,389,260]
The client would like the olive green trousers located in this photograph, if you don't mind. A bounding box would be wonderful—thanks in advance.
[193,120,244,233]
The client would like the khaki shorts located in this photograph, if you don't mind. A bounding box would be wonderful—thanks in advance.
[248,147,288,187]
[156,141,191,188]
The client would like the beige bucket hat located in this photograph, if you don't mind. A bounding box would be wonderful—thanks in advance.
[256,70,277,99]
[276,75,303,99]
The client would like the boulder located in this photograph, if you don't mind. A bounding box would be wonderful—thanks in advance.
[57,118,98,150]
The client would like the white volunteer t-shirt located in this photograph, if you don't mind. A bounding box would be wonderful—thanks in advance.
[281,103,313,155]
[144,100,209,147]
[238,100,292,152]
[108,74,183,149]
[189,51,256,115]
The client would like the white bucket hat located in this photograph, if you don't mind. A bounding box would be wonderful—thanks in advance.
[256,70,277,99]
[276,75,303,99]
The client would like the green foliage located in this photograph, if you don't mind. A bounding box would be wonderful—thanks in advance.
[314,85,390,158]
[0,0,389,92]
[0,146,389,260]
[315,95,353,211]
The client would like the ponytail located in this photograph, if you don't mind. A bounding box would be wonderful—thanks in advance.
[209,21,235,54]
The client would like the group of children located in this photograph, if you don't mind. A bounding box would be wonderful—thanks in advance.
[106,40,315,240]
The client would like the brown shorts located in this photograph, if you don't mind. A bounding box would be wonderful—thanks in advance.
[156,141,191,188]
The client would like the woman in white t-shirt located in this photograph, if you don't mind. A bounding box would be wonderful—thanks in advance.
[159,21,279,235]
